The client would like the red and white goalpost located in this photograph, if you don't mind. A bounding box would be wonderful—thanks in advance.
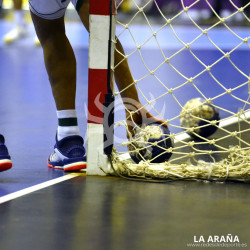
[87,0,116,175]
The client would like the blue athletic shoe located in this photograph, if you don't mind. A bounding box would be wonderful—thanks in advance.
[0,134,12,172]
[48,135,86,172]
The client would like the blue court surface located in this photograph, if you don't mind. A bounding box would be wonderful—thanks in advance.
[0,16,250,250]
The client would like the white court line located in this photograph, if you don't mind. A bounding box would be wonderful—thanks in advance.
[0,173,82,204]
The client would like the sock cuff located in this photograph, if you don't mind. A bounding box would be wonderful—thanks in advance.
[57,109,77,119]
[57,110,79,140]
[58,118,78,127]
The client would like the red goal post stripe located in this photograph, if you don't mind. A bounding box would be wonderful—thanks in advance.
[89,0,116,16]
[88,0,116,124]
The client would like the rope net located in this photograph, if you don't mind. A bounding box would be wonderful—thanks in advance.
[110,0,250,181]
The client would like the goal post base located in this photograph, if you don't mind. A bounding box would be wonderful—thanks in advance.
[86,123,113,176]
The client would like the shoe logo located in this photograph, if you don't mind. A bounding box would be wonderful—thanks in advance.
[61,0,66,2]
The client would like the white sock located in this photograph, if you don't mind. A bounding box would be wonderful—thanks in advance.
[57,110,80,141]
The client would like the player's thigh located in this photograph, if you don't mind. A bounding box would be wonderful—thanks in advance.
[30,12,65,45]
[29,0,67,43]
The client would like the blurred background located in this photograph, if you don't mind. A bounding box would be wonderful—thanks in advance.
[0,0,249,27]
[0,0,249,46]
[117,0,250,25]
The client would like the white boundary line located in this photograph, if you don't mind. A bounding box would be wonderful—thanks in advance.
[0,173,82,204]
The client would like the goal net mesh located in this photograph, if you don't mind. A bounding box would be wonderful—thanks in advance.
[108,0,250,181]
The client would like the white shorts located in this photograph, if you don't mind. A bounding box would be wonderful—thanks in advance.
[29,0,82,20]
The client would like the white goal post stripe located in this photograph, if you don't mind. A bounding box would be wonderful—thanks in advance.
[89,15,110,70]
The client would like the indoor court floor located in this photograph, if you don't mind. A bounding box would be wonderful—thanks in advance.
[0,17,250,250]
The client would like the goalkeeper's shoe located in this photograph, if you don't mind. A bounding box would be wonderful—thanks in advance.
[47,135,86,172]
[3,25,29,44]
[0,134,12,172]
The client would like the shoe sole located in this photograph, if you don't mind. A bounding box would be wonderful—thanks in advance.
[47,159,86,172]
[0,159,12,172]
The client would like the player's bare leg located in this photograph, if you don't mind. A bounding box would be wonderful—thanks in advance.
[30,14,76,111]
[30,13,86,171]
